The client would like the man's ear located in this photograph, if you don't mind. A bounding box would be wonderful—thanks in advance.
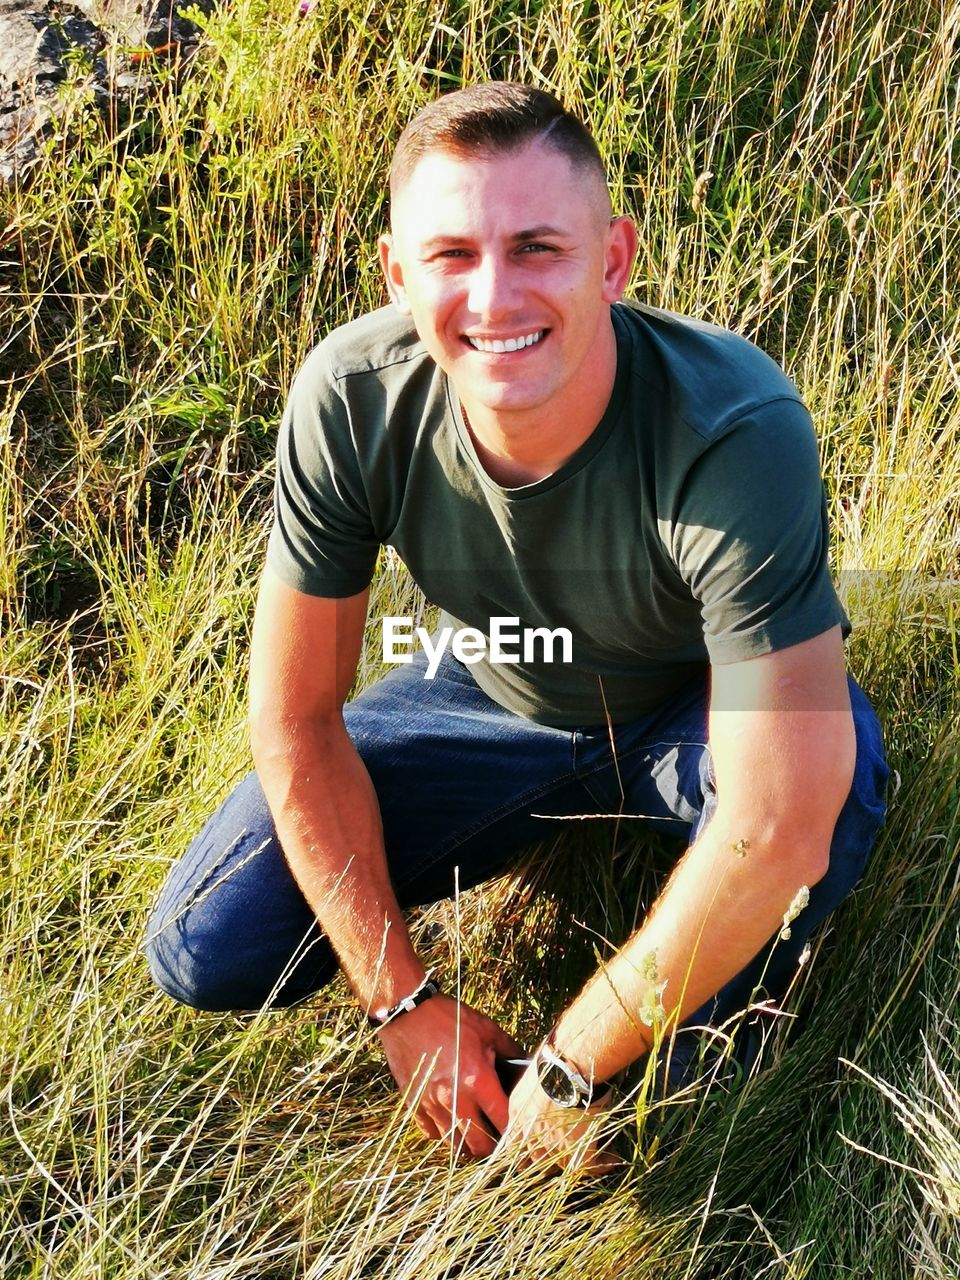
[601,215,639,303]
[378,233,411,314]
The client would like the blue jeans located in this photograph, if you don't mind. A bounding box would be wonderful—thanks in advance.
[146,651,888,1058]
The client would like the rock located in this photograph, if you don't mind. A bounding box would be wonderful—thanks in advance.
[0,0,211,185]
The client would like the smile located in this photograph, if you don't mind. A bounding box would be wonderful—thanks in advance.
[464,330,545,354]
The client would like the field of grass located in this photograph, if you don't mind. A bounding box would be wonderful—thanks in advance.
[2,0,959,1275]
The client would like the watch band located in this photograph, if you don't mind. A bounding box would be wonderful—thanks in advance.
[367,974,440,1027]
[535,1039,607,1109]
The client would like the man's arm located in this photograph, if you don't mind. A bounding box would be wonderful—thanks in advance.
[504,626,856,1166]
[249,567,518,1154]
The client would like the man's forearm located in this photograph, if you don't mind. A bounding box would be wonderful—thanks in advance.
[549,810,829,1084]
[252,715,425,1011]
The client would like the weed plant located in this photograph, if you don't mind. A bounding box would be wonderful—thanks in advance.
[1,0,958,1276]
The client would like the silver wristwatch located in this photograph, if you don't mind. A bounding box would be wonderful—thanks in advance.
[534,1040,607,1109]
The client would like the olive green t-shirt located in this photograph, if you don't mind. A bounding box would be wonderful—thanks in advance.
[266,302,848,727]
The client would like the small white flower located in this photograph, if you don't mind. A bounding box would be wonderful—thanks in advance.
[780,885,810,940]
[639,950,668,1026]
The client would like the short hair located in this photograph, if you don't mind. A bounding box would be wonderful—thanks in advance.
[389,82,607,198]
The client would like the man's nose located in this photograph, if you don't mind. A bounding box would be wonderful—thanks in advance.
[466,255,516,320]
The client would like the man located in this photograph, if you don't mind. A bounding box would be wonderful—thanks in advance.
[147,83,888,1173]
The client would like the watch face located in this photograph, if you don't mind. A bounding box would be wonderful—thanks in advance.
[538,1060,582,1108]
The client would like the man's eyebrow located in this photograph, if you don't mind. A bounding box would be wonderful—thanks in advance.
[512,225,570,240]
[419,236,471,253]
[418,226,572,253]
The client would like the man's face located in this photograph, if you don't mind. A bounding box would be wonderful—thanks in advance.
[379,142,636,423]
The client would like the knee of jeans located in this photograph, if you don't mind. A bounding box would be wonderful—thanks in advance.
[145,908,338,1012]
[144,899,284,1011]
[822,691,890,898]
[145,917,246,1011]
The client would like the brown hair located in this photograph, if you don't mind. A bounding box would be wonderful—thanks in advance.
[389,82,607,198]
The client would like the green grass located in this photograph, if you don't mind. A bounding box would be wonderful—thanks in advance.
[2,0,959,1275]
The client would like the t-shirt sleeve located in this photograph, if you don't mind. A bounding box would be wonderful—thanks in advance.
[266,348,381,598]
[671,397,849,664]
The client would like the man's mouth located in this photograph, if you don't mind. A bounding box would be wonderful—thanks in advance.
[463,329,546,354]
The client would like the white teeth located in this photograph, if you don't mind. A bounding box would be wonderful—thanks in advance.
[467,330,544,353]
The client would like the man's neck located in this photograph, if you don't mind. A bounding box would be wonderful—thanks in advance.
[462,424,561,487]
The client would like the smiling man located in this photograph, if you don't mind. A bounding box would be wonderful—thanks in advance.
[147,84,889,1173]
[380,133,630,485]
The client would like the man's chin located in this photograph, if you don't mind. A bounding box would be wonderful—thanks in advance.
[454,377,555,420]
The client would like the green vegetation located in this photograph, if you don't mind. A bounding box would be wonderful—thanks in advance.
[2,0,958,1274]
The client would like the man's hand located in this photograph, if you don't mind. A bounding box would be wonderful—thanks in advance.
[377,994,522,1157]
[498,1060,618,1176]
[495,628,858,1159]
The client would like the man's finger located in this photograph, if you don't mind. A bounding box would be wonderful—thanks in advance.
[420,1098,450,1143]
[420,1095,491,1160]
[492,1026,525,1059]
[451,1101,498,1159]
[474,1068,510,1135]
[415,1107,442,1141]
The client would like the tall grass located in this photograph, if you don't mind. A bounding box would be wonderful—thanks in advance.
[1,0,958,1275]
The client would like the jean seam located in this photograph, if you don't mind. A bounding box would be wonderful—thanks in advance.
[575,732,712,819]
[576,735,709,785]
[396,733,713,888]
